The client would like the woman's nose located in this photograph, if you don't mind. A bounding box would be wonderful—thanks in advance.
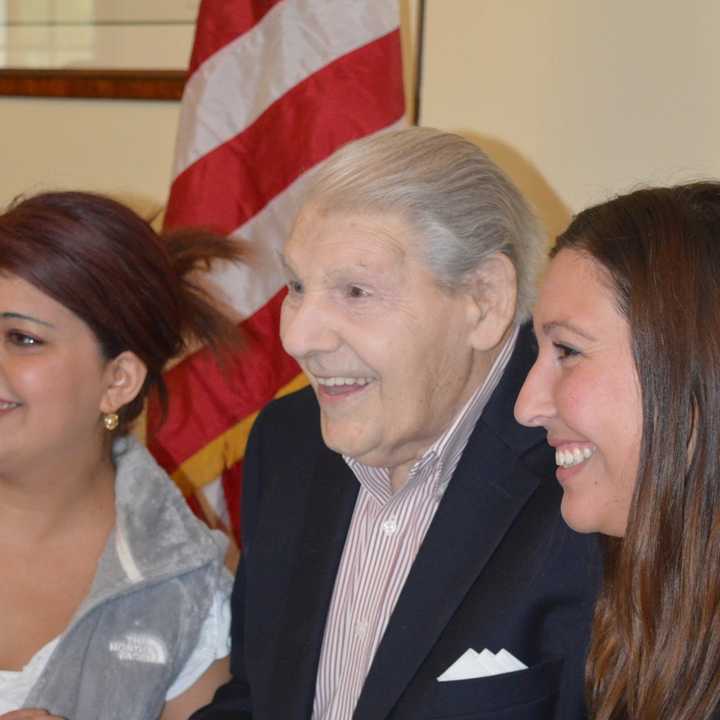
[514,358,556,428]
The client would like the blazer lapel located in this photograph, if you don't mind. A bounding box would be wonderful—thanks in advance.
[354,324,549,719]
[269,445,359,720]
[354,431,544,718]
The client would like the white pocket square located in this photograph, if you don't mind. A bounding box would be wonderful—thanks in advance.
[437,648,528,681]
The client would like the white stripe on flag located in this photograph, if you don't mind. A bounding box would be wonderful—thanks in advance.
[173,0,400,178]
[211,170,311,318]
[203,476,231,526]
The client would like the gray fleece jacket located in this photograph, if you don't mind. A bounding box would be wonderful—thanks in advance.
[24,437,232,719]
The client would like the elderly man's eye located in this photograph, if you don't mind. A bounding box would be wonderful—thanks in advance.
[346,285,369,299]
[287,280,304,295]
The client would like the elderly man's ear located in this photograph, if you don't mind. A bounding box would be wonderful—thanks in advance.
[464,253,517,352]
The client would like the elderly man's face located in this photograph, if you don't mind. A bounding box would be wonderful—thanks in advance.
[280,206,500,476]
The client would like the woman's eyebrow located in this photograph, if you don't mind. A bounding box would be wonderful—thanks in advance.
[0,311,55,328]
[541,319,597,342]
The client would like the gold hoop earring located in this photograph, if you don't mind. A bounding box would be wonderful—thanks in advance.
[103,412,119,431]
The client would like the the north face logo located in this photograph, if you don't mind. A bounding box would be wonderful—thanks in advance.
[109,632,167,664]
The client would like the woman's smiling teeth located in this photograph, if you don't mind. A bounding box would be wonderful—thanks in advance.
[0,401,20,410]
[315,376,372,387]
[556,446,595,469]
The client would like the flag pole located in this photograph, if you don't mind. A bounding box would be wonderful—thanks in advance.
[412,0,426,126]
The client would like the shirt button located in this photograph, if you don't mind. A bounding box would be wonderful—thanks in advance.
[381,517,398,536]
[356,620,368,638]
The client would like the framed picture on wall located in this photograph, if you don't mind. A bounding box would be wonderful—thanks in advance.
[0,0,200,100]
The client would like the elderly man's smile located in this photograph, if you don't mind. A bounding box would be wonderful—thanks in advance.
[314,375,375,398]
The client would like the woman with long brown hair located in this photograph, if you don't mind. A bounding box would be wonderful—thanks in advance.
[0,191,243,720]
[515,182,720,719]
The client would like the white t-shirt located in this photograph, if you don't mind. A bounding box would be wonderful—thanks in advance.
[0,590,230,713]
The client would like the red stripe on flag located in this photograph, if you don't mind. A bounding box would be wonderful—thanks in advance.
[165,29,404,233]
[189,0,283,73]
[147,289,299,470]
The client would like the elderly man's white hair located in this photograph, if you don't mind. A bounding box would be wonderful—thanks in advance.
[303,127,545,323]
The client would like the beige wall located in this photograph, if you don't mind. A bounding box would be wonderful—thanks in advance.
[1,96,179,215]
[1,0,719,239]
[420,0,720,239]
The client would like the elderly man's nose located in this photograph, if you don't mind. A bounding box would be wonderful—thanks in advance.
[514,361,555,428]
[280,297,338,358]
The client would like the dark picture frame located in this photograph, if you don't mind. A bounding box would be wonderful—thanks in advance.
[0,2,196,101]
[0,67,186,101]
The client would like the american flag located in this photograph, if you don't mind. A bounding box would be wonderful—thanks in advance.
[147,0,405,541]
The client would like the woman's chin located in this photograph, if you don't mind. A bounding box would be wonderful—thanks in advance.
[560,499,627,538]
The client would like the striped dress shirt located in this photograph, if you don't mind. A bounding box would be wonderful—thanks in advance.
[312,326,520,719]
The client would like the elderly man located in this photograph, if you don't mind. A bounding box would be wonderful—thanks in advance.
[194,128,599,720]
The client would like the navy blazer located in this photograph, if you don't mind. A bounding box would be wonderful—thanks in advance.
[193,325,601,720]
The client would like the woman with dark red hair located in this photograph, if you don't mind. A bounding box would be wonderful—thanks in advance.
[0,192,243,720]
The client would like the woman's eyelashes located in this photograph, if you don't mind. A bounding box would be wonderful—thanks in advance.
[6,329,44,347]
[552,341,580,362]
